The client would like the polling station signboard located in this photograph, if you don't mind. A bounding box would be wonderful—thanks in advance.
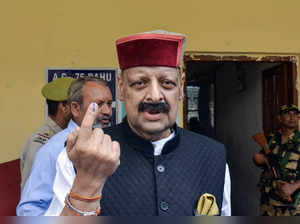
[46,68,118,126]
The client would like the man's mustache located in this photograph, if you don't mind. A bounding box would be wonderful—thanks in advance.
[138,102,170,113]
[95,115,112,123]
[93,115,112,129]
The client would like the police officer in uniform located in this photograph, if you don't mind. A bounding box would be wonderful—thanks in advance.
[253,104,300,216]
[20,77,74,190]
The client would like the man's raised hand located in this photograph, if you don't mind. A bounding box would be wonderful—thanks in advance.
[67,103,120,189]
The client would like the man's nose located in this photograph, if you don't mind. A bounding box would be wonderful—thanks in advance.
[289,112,298,118]
[99,103,112,116]
[145,81,163,102]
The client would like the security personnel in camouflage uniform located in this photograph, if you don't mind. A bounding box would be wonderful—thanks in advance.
[20,77,75,190]
[253,104,300,216]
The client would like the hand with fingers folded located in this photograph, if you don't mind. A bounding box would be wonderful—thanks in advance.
[61,103,120,216]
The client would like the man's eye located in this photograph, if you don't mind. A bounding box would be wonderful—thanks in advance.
[162,80,176,89]
[131,81,145,88]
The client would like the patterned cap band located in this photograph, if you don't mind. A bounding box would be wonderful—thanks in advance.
[280,104,300,114]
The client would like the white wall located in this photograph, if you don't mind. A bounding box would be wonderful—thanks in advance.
[215,62,277,215]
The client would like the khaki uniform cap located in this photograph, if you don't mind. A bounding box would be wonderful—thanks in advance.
[41,77,75,101]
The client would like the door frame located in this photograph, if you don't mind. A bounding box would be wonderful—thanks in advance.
[182,52,299,129]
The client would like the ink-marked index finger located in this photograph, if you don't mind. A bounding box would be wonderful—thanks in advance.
[79,102,99,140]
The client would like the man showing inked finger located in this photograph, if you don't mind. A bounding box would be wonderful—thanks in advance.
[17,77,113,216]
[42,31,230,216]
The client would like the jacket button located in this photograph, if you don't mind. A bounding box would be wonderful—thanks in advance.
[157,165,165,173]
[160,201,169,211]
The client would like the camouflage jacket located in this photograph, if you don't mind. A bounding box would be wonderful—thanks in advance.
[259,131,300,207]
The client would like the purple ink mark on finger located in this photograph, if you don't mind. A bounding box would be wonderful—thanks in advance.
[93,103,95,112]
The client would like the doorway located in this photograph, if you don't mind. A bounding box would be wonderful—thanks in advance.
[183,54,298,215]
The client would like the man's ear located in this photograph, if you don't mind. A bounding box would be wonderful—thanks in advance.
[179,72,185,101]
[57,102,68,116]
[117,75,125,101]
[277,115,282,123]
[71,101,81,117]
[60,103,70,114]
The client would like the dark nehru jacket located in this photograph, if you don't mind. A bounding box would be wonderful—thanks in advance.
[101,118,226,216]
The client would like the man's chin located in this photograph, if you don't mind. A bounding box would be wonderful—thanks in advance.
[101,123,110,128]
[285,123,298,129]
[142,111,165,121]
[139,122,172,135]
[93,123,103,129]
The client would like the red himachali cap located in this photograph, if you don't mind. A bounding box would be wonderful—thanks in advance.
[116,30,186,70]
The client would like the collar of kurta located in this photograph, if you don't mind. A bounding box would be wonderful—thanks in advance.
[120,117,181,157]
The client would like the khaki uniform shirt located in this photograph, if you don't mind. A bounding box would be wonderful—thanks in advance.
[20,117,62,190]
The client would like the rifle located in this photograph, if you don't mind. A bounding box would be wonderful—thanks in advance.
[252,133,292,202]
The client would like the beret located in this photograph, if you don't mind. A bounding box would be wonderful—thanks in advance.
[42,77,75,101]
